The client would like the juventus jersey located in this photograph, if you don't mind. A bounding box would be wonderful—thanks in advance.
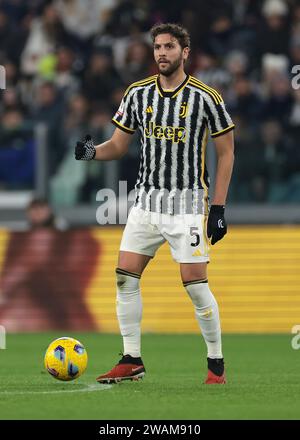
[112,74,234,215]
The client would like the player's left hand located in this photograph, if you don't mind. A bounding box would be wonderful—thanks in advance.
[207,205,227,245]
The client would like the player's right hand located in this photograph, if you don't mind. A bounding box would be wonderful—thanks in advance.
[75,135,96,160]
[207,205,227,245]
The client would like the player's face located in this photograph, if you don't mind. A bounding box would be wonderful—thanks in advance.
[153,34,189,77]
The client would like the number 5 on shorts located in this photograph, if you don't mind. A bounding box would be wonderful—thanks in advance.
[190,227,200,247]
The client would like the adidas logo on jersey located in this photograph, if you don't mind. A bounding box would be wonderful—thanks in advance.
[146,106,153,113]
[144,121,186,143]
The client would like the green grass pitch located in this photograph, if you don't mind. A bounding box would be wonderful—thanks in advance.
[0,333,299,420]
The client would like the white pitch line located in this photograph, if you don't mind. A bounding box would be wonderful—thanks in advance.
[0,384,112,395]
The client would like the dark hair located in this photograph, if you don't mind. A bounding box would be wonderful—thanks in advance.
[150,23,190,50]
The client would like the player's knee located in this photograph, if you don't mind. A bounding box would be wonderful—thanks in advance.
[184,280,213,308]
[116,268,141,293]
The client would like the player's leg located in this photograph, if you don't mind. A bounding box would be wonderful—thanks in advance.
[96,251,151,384]
[96,207,165,384]
[160,213,225,384]
[118,250,151,274]
[116,250,151,358]
[180,262,225,384]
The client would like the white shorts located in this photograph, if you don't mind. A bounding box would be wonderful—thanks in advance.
[120,206,210,263]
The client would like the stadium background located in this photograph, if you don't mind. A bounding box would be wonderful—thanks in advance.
[0,0,300,335]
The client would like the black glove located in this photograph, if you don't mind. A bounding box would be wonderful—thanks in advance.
[75,135,96,160]
[207,205,227,245]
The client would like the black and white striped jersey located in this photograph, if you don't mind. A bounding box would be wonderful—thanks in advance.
[112,74,234,215]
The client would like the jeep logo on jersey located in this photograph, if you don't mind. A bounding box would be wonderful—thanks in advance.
[144,121,186,143]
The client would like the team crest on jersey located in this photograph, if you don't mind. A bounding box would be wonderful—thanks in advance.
[144,121,186,143]
[179,102,188,118]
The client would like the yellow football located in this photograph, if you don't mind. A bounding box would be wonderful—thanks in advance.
[44,337,88,381]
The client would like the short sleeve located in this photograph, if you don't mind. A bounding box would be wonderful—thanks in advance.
[112,91,138,134]
[203,93,235,138]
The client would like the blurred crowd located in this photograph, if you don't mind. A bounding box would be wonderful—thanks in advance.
[0,0,300,204]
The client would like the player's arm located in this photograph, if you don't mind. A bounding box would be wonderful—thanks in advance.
[95,127,133,160]
[202,91,235,245]
[207,130,234,245]
[74,128,132,162]
[211,130,234,206]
